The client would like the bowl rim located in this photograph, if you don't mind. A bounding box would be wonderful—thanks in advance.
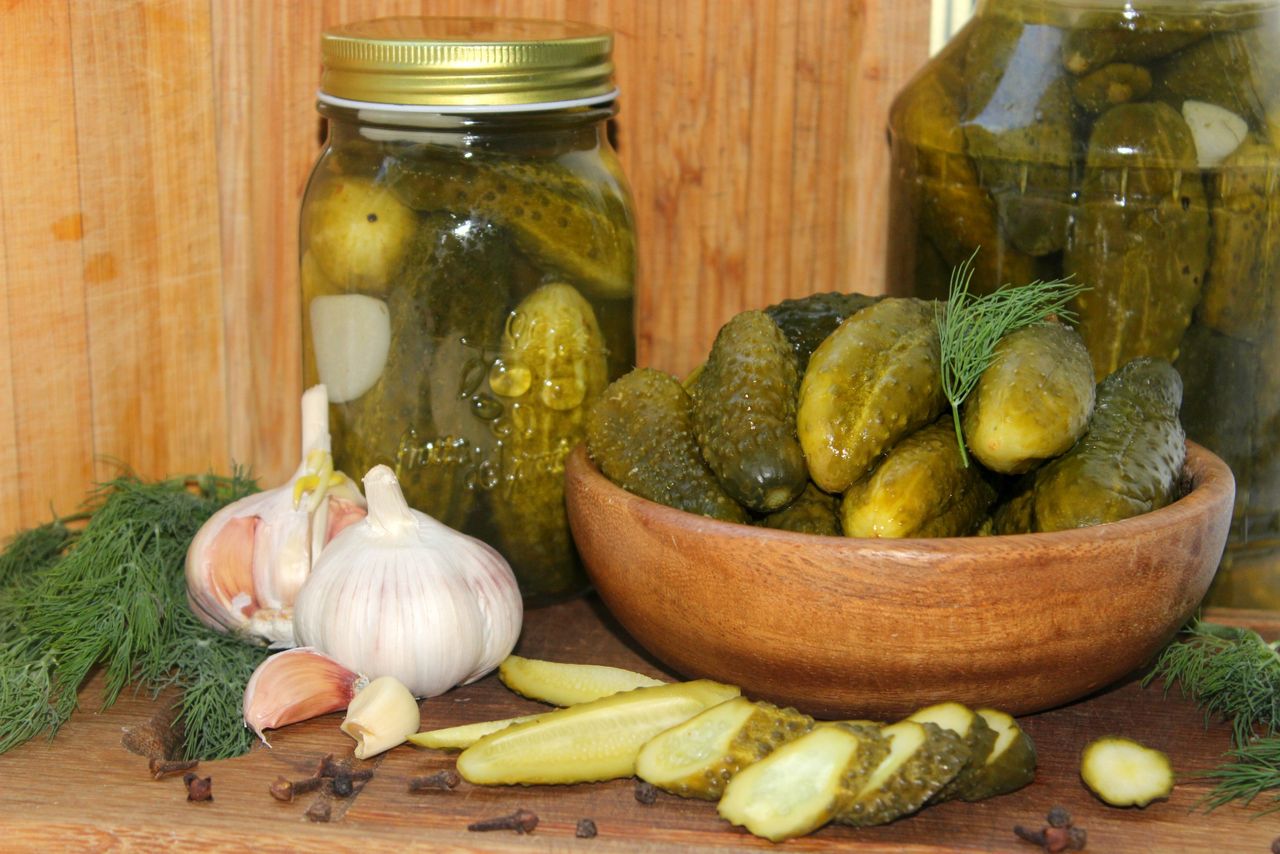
[565,439,1236,556]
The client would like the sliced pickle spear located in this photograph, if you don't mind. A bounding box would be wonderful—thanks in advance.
[837,720,968,827]
[499,655,664,706]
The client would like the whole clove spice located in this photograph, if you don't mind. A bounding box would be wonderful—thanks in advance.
[1046,806,1072,828]
[634,780,658,805]
[408,770,461,793]
[306,800,333,823]
[332,772,355,798]
[576,818,598,839]
[149,758,199,780]
[1014,808,1086,852]
[183,772,213,802]
[467,808,539,834]
[269,774,325,802]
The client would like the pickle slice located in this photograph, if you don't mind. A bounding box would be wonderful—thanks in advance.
[455,680,741,785]
[408,715,542,750]
[837,720,968,827]
[498,655,664,706]
[1080,736,1173,807]
[717,723,887,842]
[636,697,814,800]
[959,708,1037,801]
[906,702,999,802]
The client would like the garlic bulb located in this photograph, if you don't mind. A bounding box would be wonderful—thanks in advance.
[185,385,367,646]
[293,464,523,698]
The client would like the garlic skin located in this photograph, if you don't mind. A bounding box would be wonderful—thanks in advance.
[341,675,422,759]
[293,465,523,699]
[243,647,365,744]
[186,385,367,646]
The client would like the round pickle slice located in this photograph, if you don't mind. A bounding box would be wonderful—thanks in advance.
[691,311,808,513]
[636,697,814,801]
[1080,736,1174,807]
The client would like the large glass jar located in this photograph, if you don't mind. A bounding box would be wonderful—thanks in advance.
[300,18,637,603]
[887,0,1280,606]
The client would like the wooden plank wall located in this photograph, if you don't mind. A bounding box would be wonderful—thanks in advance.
[0,0,931,537]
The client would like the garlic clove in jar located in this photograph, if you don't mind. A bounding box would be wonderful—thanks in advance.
[341,675,422,759]
[293,465,523,699]
[1182,100,1248,169]
[310,294,392,404]
[185,384,367,646]
[243,647,366,744]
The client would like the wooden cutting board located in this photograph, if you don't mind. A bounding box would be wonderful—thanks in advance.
[0,598,1276,852]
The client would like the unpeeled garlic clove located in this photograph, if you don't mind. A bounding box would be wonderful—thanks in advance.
[341,675,422,759]
[243,647,366,744]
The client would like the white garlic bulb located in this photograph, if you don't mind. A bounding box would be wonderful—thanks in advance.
[185,385,367,646]
[293,464,523,698]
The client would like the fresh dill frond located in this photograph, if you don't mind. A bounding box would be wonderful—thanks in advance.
[1144,619,1280,811]
[935,252,1087,466]
[0,471,267,760]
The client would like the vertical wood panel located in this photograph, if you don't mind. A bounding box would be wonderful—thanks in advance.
[69,0,229,484]
[0,0,931,538]
[0,1,95,527]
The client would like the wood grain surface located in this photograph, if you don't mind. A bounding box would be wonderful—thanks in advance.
[0,0,930,539]
[0,597,1276,852]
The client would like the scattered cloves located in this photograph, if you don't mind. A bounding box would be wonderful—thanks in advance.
[332,772,355,798]
[467,808,539,834]
[634,780,658,805]
[306,800,333,823]
[1046,806,1072,828]
[576,818,598,839]
[269,774,325,802]
[408,770,461,792]
[149,758,198,780]
[183,772,213,802]
[1014,807,1086,852]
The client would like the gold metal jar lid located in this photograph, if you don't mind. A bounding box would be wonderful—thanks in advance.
[320,17,616,109]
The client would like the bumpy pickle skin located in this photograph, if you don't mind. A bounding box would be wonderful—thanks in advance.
[717,723,888,842]
[757,482,841,536]
[763,292,881,369]
[586,369,748,523]
[961,17,1076,256]
[635,697,814,800]
[836,720,968,827]
[1071,62,1153,113]
[840,418,997,538]
[799,298,947,494]
[1065,102,1210,379]
[889,34,1038,296]
[455,680,741,785]
[303,175,416,292]
[691,311,808,513]
[489,282,609,599]
[1031,357,1186,532]
[962,323,1096,474]
[385,145,636,299]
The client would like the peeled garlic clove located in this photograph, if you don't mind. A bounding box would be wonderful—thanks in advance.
[341,675,422,759]
[1182,100,1248,169]
[310,295,391,404]
[243,647,365,744]
[185,384,367,646]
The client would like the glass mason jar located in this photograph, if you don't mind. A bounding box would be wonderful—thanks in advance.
[886,0,1280,606]
[300,18,637,603]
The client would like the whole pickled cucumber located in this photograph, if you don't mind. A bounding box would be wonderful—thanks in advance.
[1061,13,1206,76]
[962,323,1096,474]
[1066,102,1210,379]
[763,292,881,369]
[692,311,807,513]
[386,145,635,299]
[302,175,416,291]
[991,486,1036,535]
[1198,137,1280,342]
[1071,63,1153,113]
[799,298,947,494]
[837,720,969,827]
[489,282,609,599]
[586,368,748,523]
[757,482,841,536]
[1032,357,1186,532]
[840,418,997,539]
[962,17,1075,256]
[889,42,1038,296]
[635,697,814,800]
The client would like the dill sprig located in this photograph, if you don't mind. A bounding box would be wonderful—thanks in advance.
[1144,619,1280,811]
[935,253,1086,466]
[0,472,269,760]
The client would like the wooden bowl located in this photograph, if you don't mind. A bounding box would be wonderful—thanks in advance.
[564,442,1235,719]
